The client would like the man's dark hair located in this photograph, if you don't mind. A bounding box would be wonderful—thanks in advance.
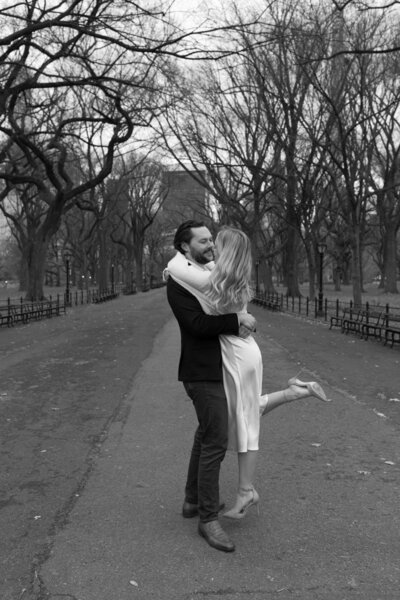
[173,220,206,254]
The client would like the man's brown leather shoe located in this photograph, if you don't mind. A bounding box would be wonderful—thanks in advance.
[198,520,235,552]
[182,501,225,518]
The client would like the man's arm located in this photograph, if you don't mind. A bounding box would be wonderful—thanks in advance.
[167,277,240,338]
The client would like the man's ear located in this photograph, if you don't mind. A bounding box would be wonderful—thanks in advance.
[181,242,190,254]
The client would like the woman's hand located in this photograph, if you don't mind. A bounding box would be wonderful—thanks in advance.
[238,312,256,332]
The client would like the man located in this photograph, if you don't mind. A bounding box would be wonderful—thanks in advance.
[166,220,256,553]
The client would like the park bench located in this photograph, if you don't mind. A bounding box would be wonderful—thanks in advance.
[0,304,30,326]
[43,298,66,318]
[342,309,366,336]
[10,304,31,324]
[0,305,14,327]
[252,293,281,312]
[330,308,382,340]
[0,303,34,326]
[383,314,400,347]
[360,311,385,341]
[251,294,263,307]
[0,299,65,328]
[14,303,33,324]
[92,290,119,304]
[17,300,64,322]
[329,307,350,331]
[265,297,281,311]
[329,307,399,348]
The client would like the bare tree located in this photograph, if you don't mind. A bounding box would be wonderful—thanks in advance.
[366,50,400,293]
[157,1,347,298]
[107,154,168,291]
[311,6,400,305]
[208,1,334,297]
[0,0,256,299]
[156,33,281,291]
[245,1,334,298]
[60,206,99,290]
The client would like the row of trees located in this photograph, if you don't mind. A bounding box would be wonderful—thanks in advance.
[156,0,400,305]
[50,154,172,293]
[0,0,227,298]
[1,0,400,303]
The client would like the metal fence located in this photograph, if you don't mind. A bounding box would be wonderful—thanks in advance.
[252,290,400,321]
[65,285,123,306]
[0,295,66,328]
[65,280,166,305]
[0,281,167,328]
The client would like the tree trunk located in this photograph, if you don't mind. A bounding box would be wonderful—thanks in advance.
[307,263,316,301]
[123,245,135,292]
[284,227,302,297]
[333,266,341,291]
[134,243,144,291]
[19,260,28,293]
[306,243,316,300]
[341,261,351,285]
[259,261,276,294]
[97,227,108,291]
[384,225,398,293]
[351,229,363,308]
[79,253,89,290]
[24,238,49,300]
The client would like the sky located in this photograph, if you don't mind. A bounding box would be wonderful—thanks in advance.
[170,0,400,24]
[168,0,262,29]
[169,0,225,28]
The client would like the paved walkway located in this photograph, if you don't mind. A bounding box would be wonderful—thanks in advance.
[36,293,400,600]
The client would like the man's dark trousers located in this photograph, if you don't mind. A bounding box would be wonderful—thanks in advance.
[183,381,228,523]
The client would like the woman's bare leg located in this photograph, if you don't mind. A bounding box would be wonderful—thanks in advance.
[261,388,301,414]
[237,450,258,490]
[261,380,329,416]
[223,451,260,519]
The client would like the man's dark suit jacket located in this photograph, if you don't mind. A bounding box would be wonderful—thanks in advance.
[167,276,239,382]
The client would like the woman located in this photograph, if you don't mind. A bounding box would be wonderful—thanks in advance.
[166,227,330,519]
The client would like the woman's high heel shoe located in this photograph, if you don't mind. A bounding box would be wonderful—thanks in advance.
[223,487,260,520]
[288,377,331,402]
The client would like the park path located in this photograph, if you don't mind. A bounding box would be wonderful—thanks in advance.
[1,288,400,599]
[41,293,400,599]
[0,290,172,600]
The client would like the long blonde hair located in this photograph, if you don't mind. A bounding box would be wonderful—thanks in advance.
[207,227,253,312]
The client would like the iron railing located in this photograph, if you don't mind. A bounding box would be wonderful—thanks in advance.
[251,290,400,322]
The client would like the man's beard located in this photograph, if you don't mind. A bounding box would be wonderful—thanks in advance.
[190,247,214,264]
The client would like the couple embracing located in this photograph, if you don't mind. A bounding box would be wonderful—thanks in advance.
[165,220,330,553]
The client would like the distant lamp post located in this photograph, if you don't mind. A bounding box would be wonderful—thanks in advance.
[63,250,72,306]
[317,242,327,317]
[255,260,260,295]
[111,263,115,294]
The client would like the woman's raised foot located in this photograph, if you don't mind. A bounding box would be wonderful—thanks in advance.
[287,377,331,402]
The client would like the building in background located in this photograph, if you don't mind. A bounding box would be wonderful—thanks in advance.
[160,169,209,254]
